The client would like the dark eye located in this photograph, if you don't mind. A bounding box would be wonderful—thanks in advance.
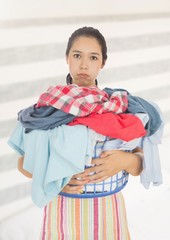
[91,56,98,61]
[73,54,81,59]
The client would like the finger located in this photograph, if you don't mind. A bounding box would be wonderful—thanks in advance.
[100,150,115,157]
[72,172,87,179]
[91,156,110,165]
[68,178,89,186]
[90,158,103,165]
[86,171,107,182]
[84,164,103,175]
[62,185,83,194]
[89,176,109,183]
[100,152,108,158]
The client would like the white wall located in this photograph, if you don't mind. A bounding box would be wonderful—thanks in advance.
[0,1,170,239]
[0,0,170,20]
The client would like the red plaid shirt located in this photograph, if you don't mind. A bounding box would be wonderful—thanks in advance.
[36,84,128,116]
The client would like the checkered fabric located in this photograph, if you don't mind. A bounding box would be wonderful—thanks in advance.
[36,84,128,116]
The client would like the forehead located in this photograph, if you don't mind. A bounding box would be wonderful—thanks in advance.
[70,36,102,53]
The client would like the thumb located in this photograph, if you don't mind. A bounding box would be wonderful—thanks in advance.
[100,151,109,158]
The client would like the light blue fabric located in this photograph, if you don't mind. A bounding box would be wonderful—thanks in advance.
[8,123,91,207]
[103,138,141,151]
[140,101,164,188]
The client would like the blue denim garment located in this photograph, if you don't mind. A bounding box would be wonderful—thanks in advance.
[103,88,162,136]
[18,104,75,133]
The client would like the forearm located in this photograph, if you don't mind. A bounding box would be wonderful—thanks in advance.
[18,156,32,178]
[123,148,143,176]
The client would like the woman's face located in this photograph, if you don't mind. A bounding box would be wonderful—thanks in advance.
[66,36,104,87]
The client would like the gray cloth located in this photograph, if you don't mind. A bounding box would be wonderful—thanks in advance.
[18,104,75,133]
[104,88,162,136]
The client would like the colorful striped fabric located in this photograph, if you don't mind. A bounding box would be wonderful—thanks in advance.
[40,192,130,240]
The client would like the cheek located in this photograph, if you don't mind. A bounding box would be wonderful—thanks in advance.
[95,64,103,73]
[71,60,79,69]
[68,62,77,75]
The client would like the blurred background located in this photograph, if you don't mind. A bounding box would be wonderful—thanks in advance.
[0,0,170,239]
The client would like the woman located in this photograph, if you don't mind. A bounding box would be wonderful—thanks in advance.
[18,26,142,239]
[10,27,162,239]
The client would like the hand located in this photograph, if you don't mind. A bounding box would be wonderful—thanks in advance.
[61,172,89,194]
[84,150,126,183]
[84,148,143,182]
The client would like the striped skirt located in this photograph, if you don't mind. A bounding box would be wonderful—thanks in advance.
[40,192,130,240]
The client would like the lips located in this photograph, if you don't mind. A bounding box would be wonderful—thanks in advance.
[77,74,89,78]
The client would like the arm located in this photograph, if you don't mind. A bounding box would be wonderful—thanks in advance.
[130,147,144,175]
[18,156,32,178]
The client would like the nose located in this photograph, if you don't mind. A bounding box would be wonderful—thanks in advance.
[80,58,88,70]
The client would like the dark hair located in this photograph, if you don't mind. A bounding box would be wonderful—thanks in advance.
[66,26,107,85]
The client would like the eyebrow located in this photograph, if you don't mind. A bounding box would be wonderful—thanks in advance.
[72,50,100,56]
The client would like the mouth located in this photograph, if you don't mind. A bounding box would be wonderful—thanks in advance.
[77,74,89,79]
